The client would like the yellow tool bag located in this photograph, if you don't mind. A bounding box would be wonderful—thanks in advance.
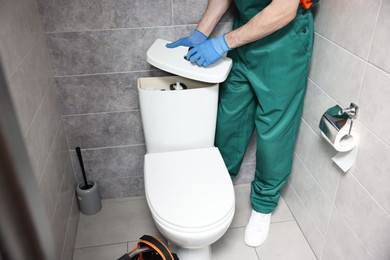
[117,235,179,260]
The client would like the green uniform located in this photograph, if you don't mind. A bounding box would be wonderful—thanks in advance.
[215,0,314,214]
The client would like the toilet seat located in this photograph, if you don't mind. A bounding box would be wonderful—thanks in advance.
[144,147,235,232]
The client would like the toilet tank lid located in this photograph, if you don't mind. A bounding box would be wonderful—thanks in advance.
[146,39,232,84]
[144,147,235,229]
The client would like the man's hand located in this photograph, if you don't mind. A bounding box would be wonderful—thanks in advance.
[186,35,231,67]
[166,29,208,48]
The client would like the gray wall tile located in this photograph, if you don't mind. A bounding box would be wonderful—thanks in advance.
[314,0,380,59]
[350,121,390,214]
[56,70,167,115]
[0,0,42,77]
[295,120,341,200]
[70,145,145,183]
[98,176,145,199]
[25,83,62,180]
[233,163,255,185]
[358,65,390,146]
[322,207,372,260]
[289,154,333,235]
[45,27,175,76]
[335,173,390,260]
[242,132,256,164]
[172,0,234,25]
[369,0,390,74]
[281,183,325,259]
[8,35,54,135]
[173,22,233,39]
[63,111,144,149]
[38,0,172,33]
[309,34,366,108]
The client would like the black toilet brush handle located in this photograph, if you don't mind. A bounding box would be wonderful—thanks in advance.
[76,147,89,188]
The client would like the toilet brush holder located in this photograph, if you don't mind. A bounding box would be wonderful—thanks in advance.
[75,146,102,215]
[76,180,102,215]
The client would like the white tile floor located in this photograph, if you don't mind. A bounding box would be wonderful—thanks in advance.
[73,184,317,260]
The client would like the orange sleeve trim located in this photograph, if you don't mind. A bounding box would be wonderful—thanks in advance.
[300,0,313,9]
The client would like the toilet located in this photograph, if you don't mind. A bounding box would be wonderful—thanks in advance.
[138,40,234,260]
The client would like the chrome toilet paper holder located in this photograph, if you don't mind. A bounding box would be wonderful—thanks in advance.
[319,103,358,144]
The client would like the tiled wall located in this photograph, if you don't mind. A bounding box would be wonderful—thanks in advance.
[0,0,78,259]
[282,1,390,259]
[39,0,256,199]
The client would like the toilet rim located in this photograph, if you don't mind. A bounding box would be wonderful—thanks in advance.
[146,191,235,233]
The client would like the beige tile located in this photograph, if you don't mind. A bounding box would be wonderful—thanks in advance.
[25,83,62,181]
[255,221,316,260]
[314,0,380,59]
[295,120,341,200]
[358,64,390,146]
[61,197,79,260]
[309,34,366,108]
[75,196,162,248]
[289,154,333,235]
[39,124,69,221]
[212,228,259,260]
[281,182,325,259]
[302,79,337,133]
[8,35,54,134]
[73,243,127,260]
[350,121,390,214]
[322,207,372,260]
[369,0,390,74]
[0,0,43,77]
[51,160,76,257]
[335,173,390,260]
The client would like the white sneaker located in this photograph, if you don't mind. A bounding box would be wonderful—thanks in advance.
[244,209,271,247]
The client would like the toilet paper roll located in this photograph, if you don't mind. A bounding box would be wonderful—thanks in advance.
[321,127,358,152]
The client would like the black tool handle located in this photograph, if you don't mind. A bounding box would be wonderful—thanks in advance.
[75,147,89,189]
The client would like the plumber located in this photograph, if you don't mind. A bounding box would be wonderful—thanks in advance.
[167,0,316,247]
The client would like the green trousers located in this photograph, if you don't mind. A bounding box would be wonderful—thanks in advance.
[215,8,314,214]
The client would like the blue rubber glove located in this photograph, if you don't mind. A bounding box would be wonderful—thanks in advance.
[166,29,208,48]
[186,34,231,67]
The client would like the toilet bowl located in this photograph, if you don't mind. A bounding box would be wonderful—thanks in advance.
[144,147,235,260]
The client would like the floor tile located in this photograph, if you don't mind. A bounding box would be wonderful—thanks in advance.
[230,184,252,228]
[272,196,295,223]
[255,221,317,260]
[212,227,259,260]
[75,196,162,248]
[73,243,127,260]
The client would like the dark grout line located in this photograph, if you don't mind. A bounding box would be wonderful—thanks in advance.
[74,241,128,251]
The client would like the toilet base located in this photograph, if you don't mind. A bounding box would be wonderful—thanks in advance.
[168,242,211,260]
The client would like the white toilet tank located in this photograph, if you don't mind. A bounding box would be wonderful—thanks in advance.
[138,76,219,154]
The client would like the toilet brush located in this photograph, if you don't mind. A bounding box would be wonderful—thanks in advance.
[76,147,91,189]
